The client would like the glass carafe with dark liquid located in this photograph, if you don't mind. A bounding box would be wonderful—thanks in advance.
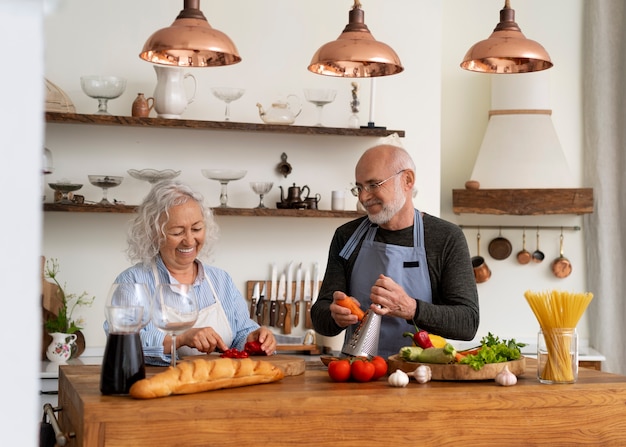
[100,284,151,395]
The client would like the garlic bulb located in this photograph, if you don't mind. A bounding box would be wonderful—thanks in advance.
[495,364,517,386]
[412,365,432,384]
[388,369,410,387]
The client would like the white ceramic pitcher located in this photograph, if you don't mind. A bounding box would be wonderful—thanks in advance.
[46,332,77,363]
[153,66,197,119]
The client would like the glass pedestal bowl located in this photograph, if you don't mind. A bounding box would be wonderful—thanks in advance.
[88,175,123,206]
[48,182,83,204]
[80,76,127,115]
[127,169,181,184]
[201,169,247,207]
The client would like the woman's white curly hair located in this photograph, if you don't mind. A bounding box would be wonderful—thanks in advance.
[125,180,219,265]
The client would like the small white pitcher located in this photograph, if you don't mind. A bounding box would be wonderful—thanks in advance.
[46,332,77,363]
[153,66,197,119]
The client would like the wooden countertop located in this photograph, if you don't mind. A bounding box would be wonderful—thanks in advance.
[58,359,626,446]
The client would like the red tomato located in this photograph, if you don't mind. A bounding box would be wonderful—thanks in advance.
[328,359,351,382]
[370,356,388,380]
[350,358,375,382]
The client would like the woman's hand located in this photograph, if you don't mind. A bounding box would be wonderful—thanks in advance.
[330,291,360,327]
[175,327,229,354]
[246,327,277,355]
[370,274,416,320]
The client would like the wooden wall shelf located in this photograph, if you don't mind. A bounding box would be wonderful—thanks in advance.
[45,112,405,138]
[452,188,594,215]
[43,203,364,218]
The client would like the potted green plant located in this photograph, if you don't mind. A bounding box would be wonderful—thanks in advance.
[43,258,94,361]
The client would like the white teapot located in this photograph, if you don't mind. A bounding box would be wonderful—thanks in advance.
[256,94,302,125]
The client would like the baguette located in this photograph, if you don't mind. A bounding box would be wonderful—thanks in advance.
[129,357,285,399]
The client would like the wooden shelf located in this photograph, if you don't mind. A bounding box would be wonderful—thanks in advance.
[452,188,594,215]
[43,203,364,218]
[45,112,405,138]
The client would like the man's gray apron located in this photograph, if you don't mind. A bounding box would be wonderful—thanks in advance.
[339,209,432,358]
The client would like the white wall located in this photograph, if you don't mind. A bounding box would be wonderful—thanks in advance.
[1,1,44,445]
[42,0,590,356]
[43,0,442,350]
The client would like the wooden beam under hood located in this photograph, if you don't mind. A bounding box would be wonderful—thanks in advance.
[452,188,594,215]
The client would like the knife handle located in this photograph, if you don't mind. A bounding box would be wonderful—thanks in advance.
[250,298,257,319]
[269,301,278,327]
[256,300,264,324]
[283,303,292,334]
[262,301,269,326]
[277,301,286,328]
[293,301,300,328]
[305,301,313,329]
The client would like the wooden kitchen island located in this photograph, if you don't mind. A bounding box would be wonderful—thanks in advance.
[57,359,626,447]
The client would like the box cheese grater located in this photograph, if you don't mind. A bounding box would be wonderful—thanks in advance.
[341,308,381,358]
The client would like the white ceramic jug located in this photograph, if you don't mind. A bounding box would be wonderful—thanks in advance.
[153,66,197,119]
[46,332,77,363]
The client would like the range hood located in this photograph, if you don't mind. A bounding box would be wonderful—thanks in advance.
[453,71,593,215]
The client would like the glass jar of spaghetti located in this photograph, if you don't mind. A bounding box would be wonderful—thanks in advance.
[537,328,578,384]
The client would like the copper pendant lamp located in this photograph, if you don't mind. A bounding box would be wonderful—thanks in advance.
[139,0,241,67]
[308,0,403,78]
[460,0,552,74]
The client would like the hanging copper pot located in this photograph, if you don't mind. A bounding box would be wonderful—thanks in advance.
[488,228,512,260]
[516,228,532,265]
[551,230,572,278]
[471,230,491,283]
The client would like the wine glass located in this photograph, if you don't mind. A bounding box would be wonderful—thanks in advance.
[88,175,123,206]
[250,182,273,208]
[152,284,199,368]
[201,169,247,207]
[80,76,127,115]
[211,87,245,121]
[101,283,152,395]
[304,88,337,126]
[48,182,83,204]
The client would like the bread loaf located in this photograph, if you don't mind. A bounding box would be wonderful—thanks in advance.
[129,357,285,399]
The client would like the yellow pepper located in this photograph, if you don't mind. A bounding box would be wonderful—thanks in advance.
[428,334,447,348]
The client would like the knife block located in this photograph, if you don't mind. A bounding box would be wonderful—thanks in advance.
[246,280,322,355]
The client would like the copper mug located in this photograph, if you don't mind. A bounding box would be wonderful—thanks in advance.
[471,256,492,283]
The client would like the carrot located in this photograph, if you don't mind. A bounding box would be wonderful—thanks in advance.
[455,352,466,363]
[335,296,366,321]
[459,347,481,356]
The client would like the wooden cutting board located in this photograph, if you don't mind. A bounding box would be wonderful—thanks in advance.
[185,354,306,377]
[387,354,526,381]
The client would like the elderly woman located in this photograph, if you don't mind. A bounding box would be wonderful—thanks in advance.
[114,180,276,366]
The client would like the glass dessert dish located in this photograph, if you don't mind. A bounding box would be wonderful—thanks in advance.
[88,175,123,206]
[127,169,181,184]
[201,169,247,207]
[80,75,127,115]
[48,182,83,204]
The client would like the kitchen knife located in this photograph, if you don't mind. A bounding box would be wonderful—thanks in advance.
[256,282,266,325]
[250,281,260,320]
[269,263,278,326]
[293,263,302,327]
[276,273,287,329]
[312,262,320,303]
[304,268,313,329]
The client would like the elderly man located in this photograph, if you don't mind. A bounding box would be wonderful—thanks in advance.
[311,144,479,358]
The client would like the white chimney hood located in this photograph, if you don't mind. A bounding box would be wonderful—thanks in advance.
[469,71,575,188]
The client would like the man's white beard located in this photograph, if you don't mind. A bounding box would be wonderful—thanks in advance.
[366,182,407,225]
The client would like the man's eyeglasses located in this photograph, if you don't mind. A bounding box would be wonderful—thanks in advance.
[350,170,406,197]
